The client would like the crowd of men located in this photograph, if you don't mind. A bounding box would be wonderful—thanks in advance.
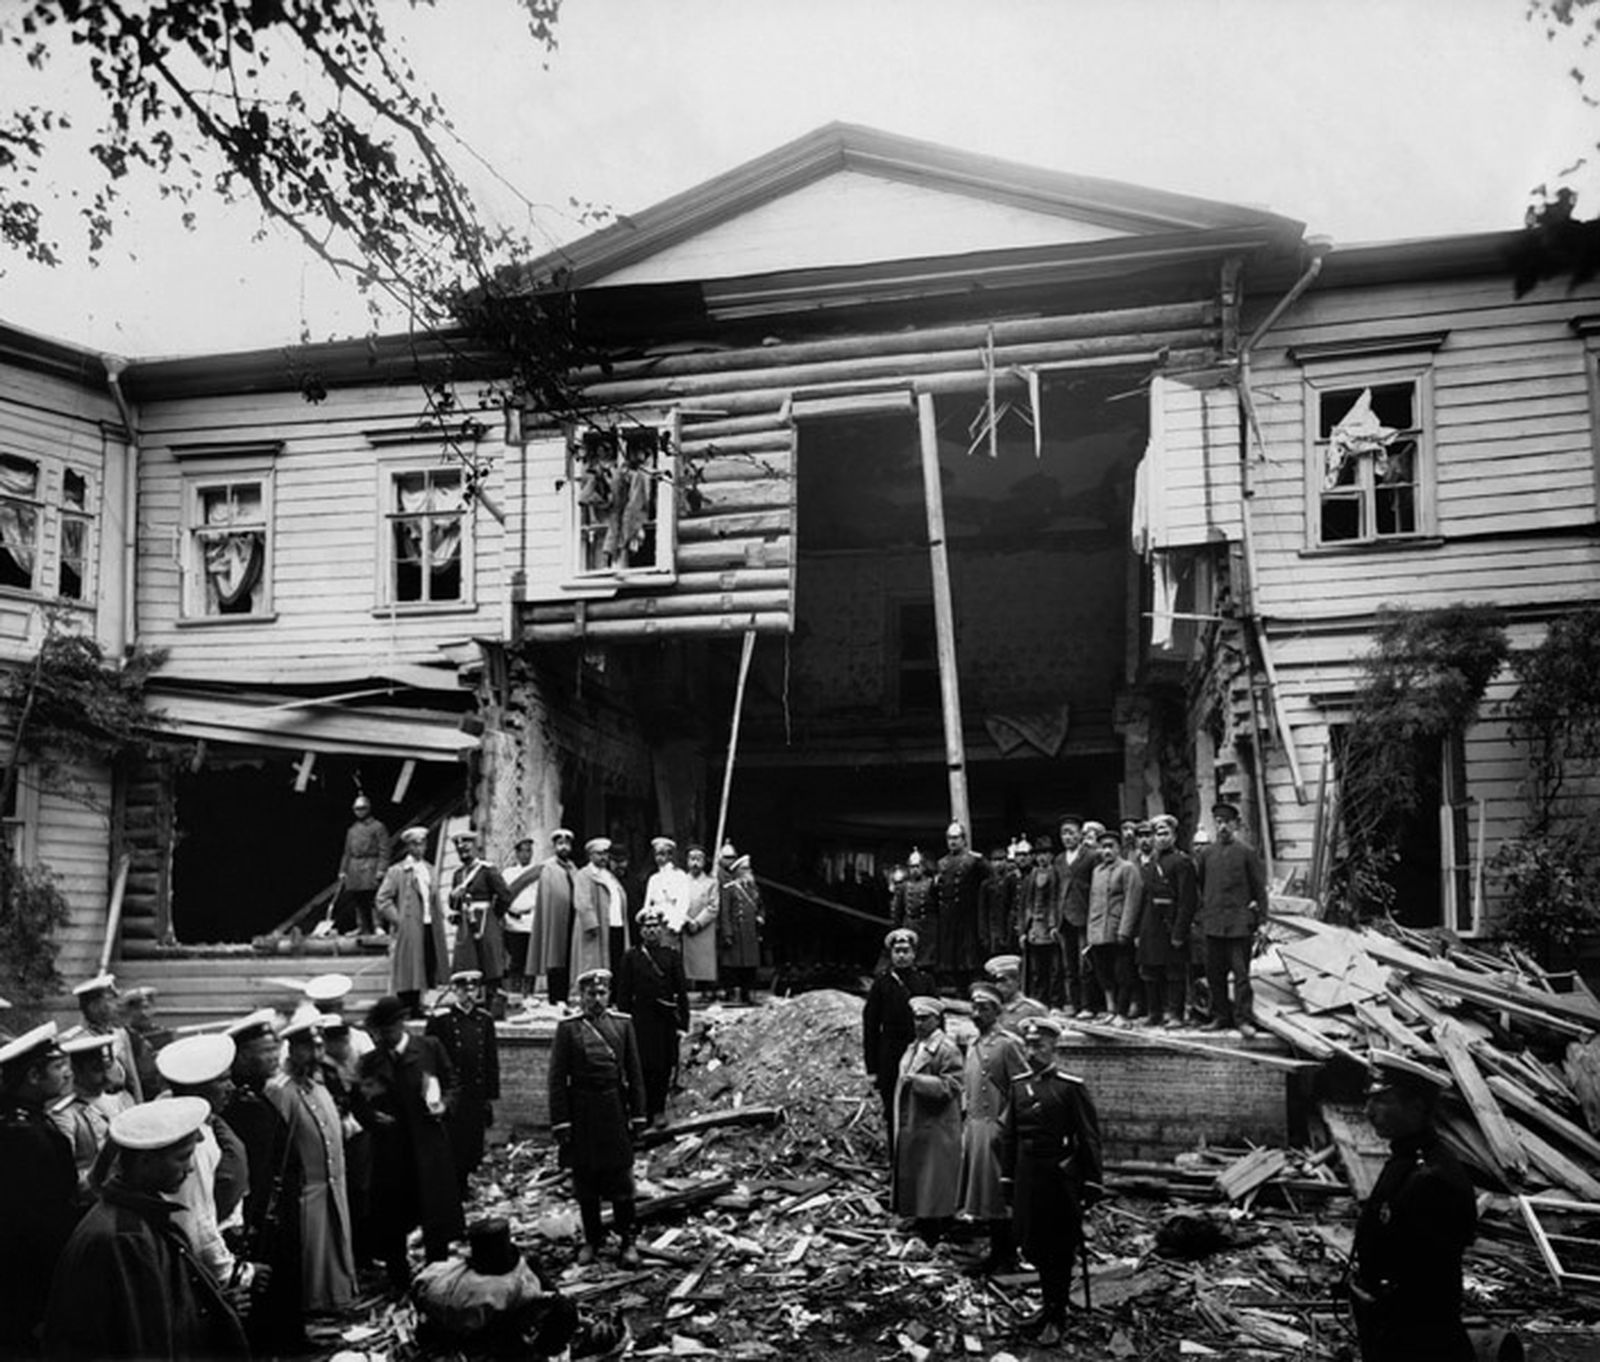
[365,821,765,1021]
[0,803,1476,1360]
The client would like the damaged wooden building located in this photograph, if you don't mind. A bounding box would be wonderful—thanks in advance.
[4,123,1599,1002]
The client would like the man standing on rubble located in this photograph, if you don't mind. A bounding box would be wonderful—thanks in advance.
[959,983,1029,1275]
[1350,1052,1475,1362]
[1000,1014,1102,1347]
[1181,802,1267,1038]
[863,929,936,1153]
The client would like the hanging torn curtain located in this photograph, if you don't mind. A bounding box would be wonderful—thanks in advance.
[0,455,38,588]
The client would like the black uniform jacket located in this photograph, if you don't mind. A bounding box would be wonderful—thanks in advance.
[0,1096,79,1350]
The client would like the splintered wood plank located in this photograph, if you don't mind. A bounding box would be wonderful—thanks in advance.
[1515,1122,1600,1200]
[1252,998,1337,1061]
[1364,935,1600,1028]
[1436,1019,1528,1182]
[1353,1000,1438,1058]
[1437,1109,1501,1183]
[1318,1101,1388,1201]
[1487,1075,1600,1165]
[1216,1147,1291,1201]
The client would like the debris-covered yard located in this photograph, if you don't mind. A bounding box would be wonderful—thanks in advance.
[320,965,1600,1360]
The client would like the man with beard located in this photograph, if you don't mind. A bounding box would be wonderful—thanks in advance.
[958,983,1029,1275]
[548,969,647,1268]
[890,850,936,972]
[575,836,631,976]
[268,1013,356,1315]
[529,828,581,1005]
[448,830,512,1020]
[615,907,691,1129]
[933,822,988,994]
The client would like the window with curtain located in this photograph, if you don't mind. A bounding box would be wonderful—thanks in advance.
[386,467,465,604]
[0,454,41,591]
[570,424,674,576]
[58,467,92,601]
[189,480,268,616]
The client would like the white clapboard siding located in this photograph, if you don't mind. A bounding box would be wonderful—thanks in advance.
[135,384,508,672]
[1159,378,1241,545]
[28,762,115,985]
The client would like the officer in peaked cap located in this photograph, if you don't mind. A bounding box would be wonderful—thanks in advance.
[52,1028,129,1201]
[984,953,1047,1035]
[425,968,500,1196]
[42,1096,249,1359]
[1000,1015,1103,1346]
[1349,1051,1475,1361]
[0,1021,78,1351]
[74,971,143,1102]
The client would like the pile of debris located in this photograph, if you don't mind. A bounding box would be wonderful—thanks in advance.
[316,988,1600,1359]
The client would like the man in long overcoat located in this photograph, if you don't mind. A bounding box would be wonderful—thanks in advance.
[1000,1014,1103,1347]
[1055,816,1099,1016]
[356,995,464,1290]
[336,794,390,935]
[862,929,935,1152]
[0,1023,78,1355]
[528,828,581,1005]
[614,908,691,1127]
[892,996,964,1243]
[718,853,764,1002]
[1140,814,1198,1029]
[377,826,450,1017]
[933,822,988,992]
[267,1014,356,1314]
[548,968,648,1268]
[959,983,1030,1274]
[42,1097,249,1360]
[573,836,627,978]
[1180,802,1268,1036]
[679,845,721,995]
[447,830,511,1018]
[424,970,500,1195]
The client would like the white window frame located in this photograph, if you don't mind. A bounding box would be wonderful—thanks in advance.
[1,762,39,865]
[56,463,97,604]
[376,458,475,612]
[1293,335,1445,552]
[180,460,275,622]
[0,452,44,596]
[564,415,679,586]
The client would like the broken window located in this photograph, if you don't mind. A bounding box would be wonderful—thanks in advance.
[187,478,269,617]
[386,467,466,605]
[58,468,92,601]
[0,454,40,591]
[1314,381,1424,546]
[571,424,676,576]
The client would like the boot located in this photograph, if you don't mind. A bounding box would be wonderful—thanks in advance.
[616,1237,641,1269]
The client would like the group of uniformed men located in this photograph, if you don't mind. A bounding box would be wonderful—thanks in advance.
[892,805,1267,1035]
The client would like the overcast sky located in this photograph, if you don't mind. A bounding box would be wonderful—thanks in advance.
[3,0,1595,358]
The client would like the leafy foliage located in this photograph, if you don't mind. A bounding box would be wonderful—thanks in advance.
[1330,605,1510,918]
[1496,608,1600,958]
[0,862,71,1009]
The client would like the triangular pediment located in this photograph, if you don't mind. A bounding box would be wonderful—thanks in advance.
[536,124,1302,292]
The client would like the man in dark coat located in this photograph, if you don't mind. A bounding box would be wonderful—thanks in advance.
[357,994,465,1290]
[1180,802,1268,1036]
[548,968,647,1268]
[614,907,690,1128]
[336,794,390,935]
[1142,814,1199,1029]
[862,928,936,1153]
[1000,1014,1103,1348]
[448,831,512,1019]
[42,1096,249,1360]
[1351,1053,1476,1362]
[1054,815,1098,1016]
[933,821,989,992]
[425,969,501,1196]
[0,1023,79,1354]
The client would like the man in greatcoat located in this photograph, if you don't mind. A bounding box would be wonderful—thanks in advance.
[41,1097,249,1360]
[862,928,936,1154]
[1000,1014,1103,1347]
[978,843,1018,961]
[267,1013,356,1315]
[425,969,501,1195]
[548,968,648,1268]
[933,822,988,993]
[718,853,765,1003]
[448,830,512,1019]
[1086,828,1143,1024]
[357,994,464,1290]
[1180,802,1268,1037]
[892,996,964,1244]
[1143,814,1199,1029]
[528,828,581,1006]
[336,794,389,935]
[1350,1052,1476,1362]
[615,907,691,1127]
[958,983,1029,1275]
[0,1023,79,1355]
[679,844,721,998]
[1054,815,1098,1017]
[574,835,629,978]
[984,954,1048,1036]
[377,826,451,1018]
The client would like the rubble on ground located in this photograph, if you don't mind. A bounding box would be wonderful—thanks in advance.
[315,988,1600,1359]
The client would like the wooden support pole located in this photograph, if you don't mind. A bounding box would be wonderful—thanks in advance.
[917,393,970,833]
[99,853,132,974]
[713,629,758,862]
